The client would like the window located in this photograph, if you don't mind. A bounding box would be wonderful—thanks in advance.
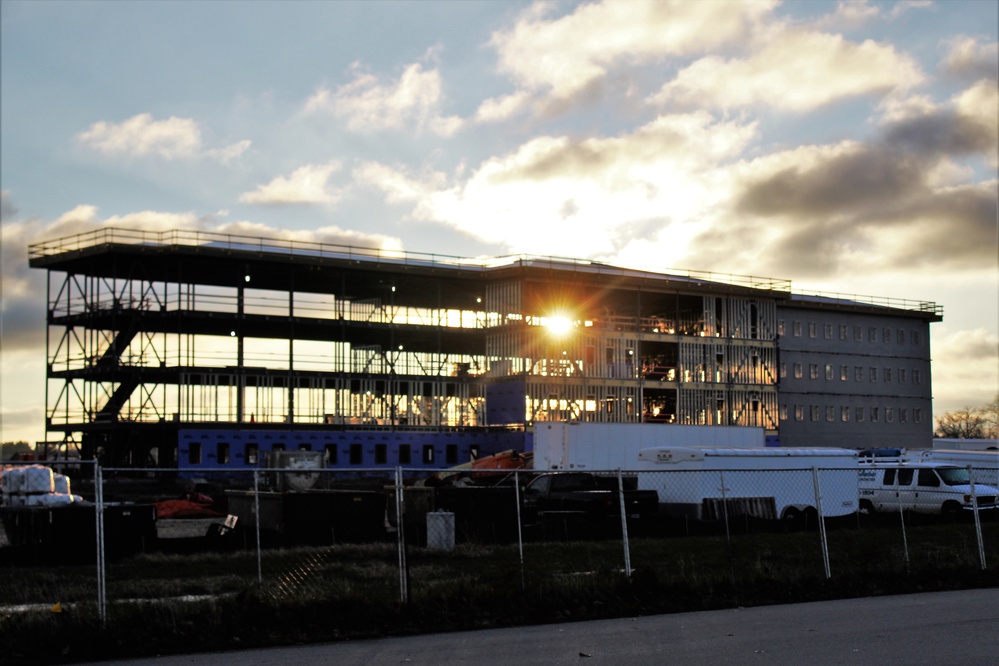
[883,327,891,343]
[272,444,285,453]
[780,362,787,378]
[854,326,863,341]
[826,406,835,422]
[884,368,892,382]
[883,469,896,486]
[350,443,363,465]
[824,323,833,339]
[778,320,786,336]
[446,444,458,465]
[840,324,848,340]
[917,469,939,487]
[897,329,905,344]
[913,369,920,385]
[298,443,312,451]
[375,443,387,465]
[899,369,907,383]
[898,469,914,485]
[900,408,907,423]
[324,444,338,465]
[872,407,880,422]
[398,444,411,465]
[217,442,230,465]
[869,367,877,382]
[794,363,803,379]
[855,366,864,382]
[914,408,922,423]
[780,405,788,421]
[188,442,202,465]
[912,330,920,345]
[886,408,894,422]
[795,405,804,421]
[810,364,819,379]
[841,407,850,422]
[869,327,877,342]
[246,444,259,465]
[793,321,802,337]
[810,405,819,421]
[856,406,865,422]
[825,364,833,380]
[841,365,849,381]
[808,322,817,338]
[423,445,435,464]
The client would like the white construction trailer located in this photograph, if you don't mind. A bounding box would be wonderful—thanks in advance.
[632,447,859,522]
[532,423,765,471]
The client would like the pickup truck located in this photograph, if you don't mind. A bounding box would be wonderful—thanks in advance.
[520,472,658,536]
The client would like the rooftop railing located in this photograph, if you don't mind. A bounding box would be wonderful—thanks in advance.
[28,228,941,315]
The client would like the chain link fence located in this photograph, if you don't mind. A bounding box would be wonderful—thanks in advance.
[2,460,997,625]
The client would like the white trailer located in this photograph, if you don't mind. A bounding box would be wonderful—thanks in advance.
[633,447,859,521]
[532,423,765,471]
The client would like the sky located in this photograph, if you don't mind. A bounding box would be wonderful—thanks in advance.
[1,0,997,445]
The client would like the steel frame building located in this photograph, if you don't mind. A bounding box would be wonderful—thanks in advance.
[27,229,942,468]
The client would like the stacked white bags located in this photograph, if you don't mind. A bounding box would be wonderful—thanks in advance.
[0,465,77,507]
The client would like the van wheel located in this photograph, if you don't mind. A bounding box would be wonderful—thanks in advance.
[859,499,875,515]
[941,501,963,516]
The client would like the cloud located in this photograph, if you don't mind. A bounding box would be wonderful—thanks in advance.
[650,30,924,112]
[355,112,756,258]
[932,327,999,415]
[304,61,463,136]
[481,0,775,117]
[76,113,250,162]
[942,36,999,81]
[239,162,344,205]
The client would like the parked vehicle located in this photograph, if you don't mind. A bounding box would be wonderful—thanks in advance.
[520,472,659,526]
[633,447,859,523]
[858,461,999,515]
[908,449,999,487]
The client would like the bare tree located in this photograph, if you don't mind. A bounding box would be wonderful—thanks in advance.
[934,395,998,439]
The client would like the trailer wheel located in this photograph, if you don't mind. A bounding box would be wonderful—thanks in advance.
[781,507,802,530]
[859,499,875,515]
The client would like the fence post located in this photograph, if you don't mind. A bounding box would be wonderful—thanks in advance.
[395,467,408,605]
[514,471,524,571]
[616,469,632,579]
[95,462,106,623]
[968,465,987,570]
[811,466,831,579]
[253,470,262,590]
[894,465,910,573]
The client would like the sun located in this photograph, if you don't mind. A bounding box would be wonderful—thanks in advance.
[545,315,573,336]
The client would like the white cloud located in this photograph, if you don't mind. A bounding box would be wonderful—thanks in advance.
[650,30,925,112]
[943,36,999,80]
[488,0,776,108]
[305,62,464,136]
[357,112,756,258]
[239,162,344,205]
[76,113,251,162]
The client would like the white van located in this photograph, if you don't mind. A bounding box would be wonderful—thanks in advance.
[858,461,999,515]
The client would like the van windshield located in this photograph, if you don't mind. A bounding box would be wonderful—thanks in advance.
[937,468,971,486]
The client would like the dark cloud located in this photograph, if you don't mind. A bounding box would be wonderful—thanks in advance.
[884,111,995,156]
[713,102,998,279]
[737,148,926,217]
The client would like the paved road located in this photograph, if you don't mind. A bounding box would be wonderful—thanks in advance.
[85,588,998,666]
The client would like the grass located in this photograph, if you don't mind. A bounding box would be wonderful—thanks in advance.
[1,518,997,665]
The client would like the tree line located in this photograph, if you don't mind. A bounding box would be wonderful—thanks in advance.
[934,394,999,440]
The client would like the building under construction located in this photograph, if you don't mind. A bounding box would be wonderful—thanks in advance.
[28,228,942,468]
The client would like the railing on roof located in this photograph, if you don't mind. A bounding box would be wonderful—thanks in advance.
[792,290,943,316]
[28,228,795,293]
